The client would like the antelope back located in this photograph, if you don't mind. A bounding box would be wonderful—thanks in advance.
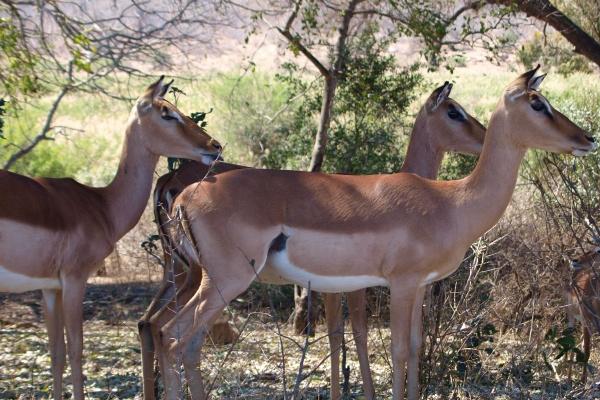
[154,161,245,272]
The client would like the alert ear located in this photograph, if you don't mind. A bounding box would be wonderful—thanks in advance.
[506,64,542,100]
[516,64,540,87]
[138,76,174,112]
[146,75,174,100]
[528,73,546,91]
[156,78,174,99]
[427,82,453,112]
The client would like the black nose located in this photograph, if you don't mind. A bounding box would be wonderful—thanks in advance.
[586,135,596,143]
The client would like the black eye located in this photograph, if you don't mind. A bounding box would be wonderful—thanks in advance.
[161,107,177,121]
[530,98,545,112]
[447,106,462,120]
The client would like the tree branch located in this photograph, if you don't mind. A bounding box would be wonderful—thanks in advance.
[3,86,68,170]
[276,26,330,77]
[486,0,600,68]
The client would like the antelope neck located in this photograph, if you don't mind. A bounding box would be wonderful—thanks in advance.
[401,114,444,179]
[100,123,159,241]
[459,109,526,241]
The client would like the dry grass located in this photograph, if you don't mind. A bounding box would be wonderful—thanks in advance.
[2,278,600,399]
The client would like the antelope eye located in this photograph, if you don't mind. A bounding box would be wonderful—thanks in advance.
[161,107,177,121]
[530,98,545,112]
[447,106,462,121]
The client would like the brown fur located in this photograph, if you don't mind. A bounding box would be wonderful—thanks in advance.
[208,314,239,345]
[156,69,595,400]
[0,77,220,400]
[141,83,488,400]
[566,247,600,383]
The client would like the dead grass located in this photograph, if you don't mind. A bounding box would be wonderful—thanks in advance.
[2,282,600,399]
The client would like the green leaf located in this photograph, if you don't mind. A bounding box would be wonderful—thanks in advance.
[575,348,588,363]
[557,335,576,350]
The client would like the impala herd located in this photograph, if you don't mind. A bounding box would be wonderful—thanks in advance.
[0,67,599,400]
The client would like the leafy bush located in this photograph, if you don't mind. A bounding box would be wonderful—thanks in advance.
[518,31,592,76]
[438,153,478,180]
[197,72,299,167]
[266,25,423,174]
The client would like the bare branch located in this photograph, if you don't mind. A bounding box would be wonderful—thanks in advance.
[3,63,72,170]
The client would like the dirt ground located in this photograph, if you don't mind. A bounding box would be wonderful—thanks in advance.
[2,282,600,399]
[0,281,396,399]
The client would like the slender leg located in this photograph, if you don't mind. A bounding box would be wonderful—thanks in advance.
[43,289,66,400]
[347,289,375,400]
[294,286,320,336]
[173,272,207,400]
[61,278,87,400]
[324,292,343,400]
[582,326,591,384]
[152,307,183,400]
[139,279,173,400]
[182,326,209,400]
[149,267,205,400]
[564,290,576,384]
[161,263,256,400]
[150,284,195,400]
[389,284,415,400]
[407,286,426,400]
[567,349,573,384]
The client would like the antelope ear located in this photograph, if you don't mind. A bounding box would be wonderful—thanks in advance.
[517,64,540,86]
[528,73,546,91]
[138,76,174,113]
[143,75,174,101]
[506,64,541,99]
[427,82,453,112]
[157,78,174,99]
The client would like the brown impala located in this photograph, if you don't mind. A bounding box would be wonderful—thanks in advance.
[159,67,595,400]
[139,82,486,400]
[566,245,600,383]
[0,77,221,400]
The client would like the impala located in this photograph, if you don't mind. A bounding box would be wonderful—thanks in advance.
[0,77,221,400]
[139,82,486,399]
[566,245,600,383]
[159,67,595,400]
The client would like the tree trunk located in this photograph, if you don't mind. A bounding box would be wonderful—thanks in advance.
[292,74,338,335]
[288,0,362,336]
[488,0,600,69]
[309,74,337,172]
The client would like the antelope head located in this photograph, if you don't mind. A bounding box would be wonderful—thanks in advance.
[503,65,596,156]
[133,76,222,164]
[424,81,486,155]
[570,246,600,271]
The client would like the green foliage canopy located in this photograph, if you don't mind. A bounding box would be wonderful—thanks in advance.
[267,27,423,174]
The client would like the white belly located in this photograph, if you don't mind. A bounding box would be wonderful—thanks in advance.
[265,250,388,293]
[0,265,61,293]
